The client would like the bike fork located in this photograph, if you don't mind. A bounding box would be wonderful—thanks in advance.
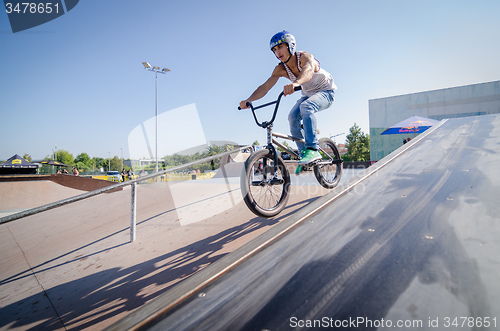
[265,125,283,181]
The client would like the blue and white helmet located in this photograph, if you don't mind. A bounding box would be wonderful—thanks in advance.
[270,31,296,56]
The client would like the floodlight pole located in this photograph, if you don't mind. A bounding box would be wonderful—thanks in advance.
[155,71,158,173]
[142,62,170,174]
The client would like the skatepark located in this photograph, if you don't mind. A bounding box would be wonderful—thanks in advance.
[0,151,354,330]
[1,114,500,330]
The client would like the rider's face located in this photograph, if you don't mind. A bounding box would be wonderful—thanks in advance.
[272,43,291,62]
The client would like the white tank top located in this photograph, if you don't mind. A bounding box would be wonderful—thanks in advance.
[283,52,337,97]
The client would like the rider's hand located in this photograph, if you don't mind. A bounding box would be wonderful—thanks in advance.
[284,83,299,96]
[239,100,251,109]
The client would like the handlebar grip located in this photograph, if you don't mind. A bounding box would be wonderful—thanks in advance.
[294,86,302,91]
[238,102,252,111]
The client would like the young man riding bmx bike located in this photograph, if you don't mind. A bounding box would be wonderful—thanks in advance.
[239,30,337,174]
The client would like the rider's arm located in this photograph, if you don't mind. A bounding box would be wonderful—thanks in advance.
[283,52,319,96]
[239,65,285,109]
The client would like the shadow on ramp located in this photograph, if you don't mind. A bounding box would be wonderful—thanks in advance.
[108,114,500,330]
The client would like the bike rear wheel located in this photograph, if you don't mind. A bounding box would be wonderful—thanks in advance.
[241,149,291,217]
[313,138,343,189]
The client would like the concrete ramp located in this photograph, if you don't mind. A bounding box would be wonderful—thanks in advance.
[212,151,250,178]
[0,180,86,217]
[109,114,500,330]
[212,162,245,178]
[0,175,121,218]
[231,152,250,163]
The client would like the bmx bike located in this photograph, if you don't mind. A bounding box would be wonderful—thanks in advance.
[238,86,343,218]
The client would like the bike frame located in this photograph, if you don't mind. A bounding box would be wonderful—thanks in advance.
[240,87,341,176]
[242,88,295,176]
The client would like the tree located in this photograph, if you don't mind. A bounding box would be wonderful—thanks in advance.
[75,161,90,172]
[345,123,370,161]
[75,153,91,168]
[91,157,107,172]
[109,156,122,171]
[56,150,74,166]
[205,145,225,157]
[23,154,32,162]
[276,140,293,153]
[166,154,191,168]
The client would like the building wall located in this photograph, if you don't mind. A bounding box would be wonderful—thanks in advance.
[369,81,500,161]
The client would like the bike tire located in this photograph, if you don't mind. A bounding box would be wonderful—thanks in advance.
[241,149,291,218]
[313,138,343,189]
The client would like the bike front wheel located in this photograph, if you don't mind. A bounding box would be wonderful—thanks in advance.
[313,138,343,189]
[241,149,291,218]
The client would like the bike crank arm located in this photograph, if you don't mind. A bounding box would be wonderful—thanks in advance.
[315,159,344,166]
[251,178,285,186]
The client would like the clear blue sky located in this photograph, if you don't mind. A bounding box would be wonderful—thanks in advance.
[1,0,499,161]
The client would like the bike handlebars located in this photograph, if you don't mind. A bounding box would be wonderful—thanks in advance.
[239,86,302,128]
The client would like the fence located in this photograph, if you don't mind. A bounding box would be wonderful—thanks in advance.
[92,172,217,183]
[0,146,250,243]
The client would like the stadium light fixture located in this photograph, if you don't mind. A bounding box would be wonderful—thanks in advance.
[142,62,171,174]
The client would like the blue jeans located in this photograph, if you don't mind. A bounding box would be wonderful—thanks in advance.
[288,90,335,151]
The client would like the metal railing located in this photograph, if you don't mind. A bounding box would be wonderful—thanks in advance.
[0,146,250,242]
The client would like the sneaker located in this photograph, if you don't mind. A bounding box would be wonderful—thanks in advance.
[298,149,321,165]
[295,164,303,175]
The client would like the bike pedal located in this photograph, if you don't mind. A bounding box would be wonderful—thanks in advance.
[270,178,285,185]
[305,160,319,167]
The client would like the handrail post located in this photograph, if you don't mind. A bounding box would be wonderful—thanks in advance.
[130,182,137,242]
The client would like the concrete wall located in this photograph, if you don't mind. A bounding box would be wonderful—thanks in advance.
[369,81,500,161]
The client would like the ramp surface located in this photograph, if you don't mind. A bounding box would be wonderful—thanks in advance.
[0,180,86,217]
[212,162,245,178]
[0,168,337,330]
[115,114,500,330]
